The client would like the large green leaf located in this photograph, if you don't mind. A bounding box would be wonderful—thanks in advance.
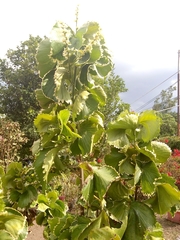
[18,185,38,208]
[73,25,88,48]
[134,164,142,185]
[123,201,156,240]
[96,63,112,77]
[89,45,102,63]
[144,222,164,240]
[56,80,71,103]
[78,94,99,118]
[6,162,22,172]
[78,210,109,240]
[49,200,67,218]
[81,175,94,203]
[139,141,171,164]
[119,157,135,175]
[35,89,54,108]
[2,163,22,189]
[78,120,97,155]
[89,226,121,240]
[36,39,56,78]
[34,149,49,188]
[90,85,106,106]
[79,64,89,86]
[107,129,129,149]
[42,70,57,101]
[105,148,126,170]
[72,91,89,117]
[109,111,139,130]
[51,41,65,59]
[92,128,104,144]
[78,52,90,64]
[107,200,129,238]
[107,180,130,200]
[91,165,119,200]
[137,110,161,142]
[37,191,67,219]
[139,147,156,162]
[70,138,82,155]
[50,23,67,53]
[83,22,100,39]
[157,173,177,187]
[54,69,71,103]
[151,141,171,163]
[89,111,104,127]
[31,139,40,155]
[48,215,74,238]
[71,216,91,240]
[0,231,13,240]
[146,183,180,214]
[138,161,161,193]
[41,131,59,148]
[0,207,28,240]
[58,109,70,124]
[43,148,59,182]
[34,113,57,133]
[58,109,81,140]
[81,163,118,201]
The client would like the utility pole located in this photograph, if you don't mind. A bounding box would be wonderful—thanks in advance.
[177,50,180,136]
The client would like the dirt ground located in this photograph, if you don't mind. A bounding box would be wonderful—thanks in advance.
[26,223,44,240]
[157,214,180,240]
[26,215,180,240]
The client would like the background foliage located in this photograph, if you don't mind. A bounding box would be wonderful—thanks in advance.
[0,35,42,154]
[0,118,27,169]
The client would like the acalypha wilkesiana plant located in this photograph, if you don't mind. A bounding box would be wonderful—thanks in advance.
[33,19,180,240]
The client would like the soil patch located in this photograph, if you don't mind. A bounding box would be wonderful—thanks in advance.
[26,223,44,240]
[156,214,180,240]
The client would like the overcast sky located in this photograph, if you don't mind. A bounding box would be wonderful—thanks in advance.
[1,0,180,111]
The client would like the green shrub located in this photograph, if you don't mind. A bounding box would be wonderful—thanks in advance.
[0,118,28,170]
[159,136,180,150]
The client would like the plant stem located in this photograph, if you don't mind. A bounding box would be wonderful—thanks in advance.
[135,185,138,201]
[72,67,77,103]
[80,156,85,215]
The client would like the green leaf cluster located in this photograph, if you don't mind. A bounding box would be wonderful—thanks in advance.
[2,162,38,210]
[34,21,112,188]
[0,36,42,154]
[0,167,28,239]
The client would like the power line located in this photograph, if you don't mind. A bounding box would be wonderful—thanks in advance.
[135,81,177,112]
[131,71,178,106]
[155,104,177,113]
[137,101,178,114]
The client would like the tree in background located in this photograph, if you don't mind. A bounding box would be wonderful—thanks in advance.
[0,118,28,170]
[153,85,176,113]
[0,35,42,153]
[152,85,177,137]
[158,112,177,137]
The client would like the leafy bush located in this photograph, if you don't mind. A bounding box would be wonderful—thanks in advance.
[0,167,28,239]
[159,136,180,150]
[1,162,39,225]
[0,118,28,169]
[159,150,180,190]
